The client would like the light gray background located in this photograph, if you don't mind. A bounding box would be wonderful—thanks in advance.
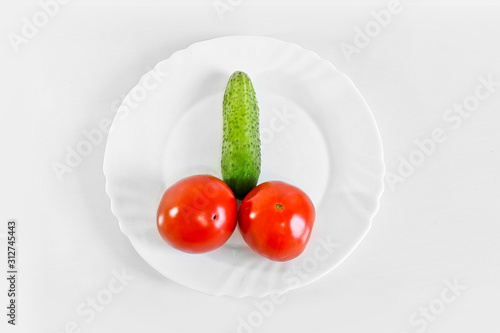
[1,1,499,332]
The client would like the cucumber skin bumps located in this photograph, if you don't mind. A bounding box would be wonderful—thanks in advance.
[221,71,261,200]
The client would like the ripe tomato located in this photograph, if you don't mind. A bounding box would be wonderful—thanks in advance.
[238,181,315,261]
[157,175,237,254]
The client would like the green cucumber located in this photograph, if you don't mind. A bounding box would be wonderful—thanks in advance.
[221,71,261,200]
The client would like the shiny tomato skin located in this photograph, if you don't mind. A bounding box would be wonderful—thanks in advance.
[157,175,237,254]
[238,181,315,261]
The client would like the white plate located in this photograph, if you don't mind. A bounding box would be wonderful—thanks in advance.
[103,36,385,297]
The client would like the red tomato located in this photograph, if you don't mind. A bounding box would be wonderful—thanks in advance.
[157,175,237,254]
[238,181,315,261]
